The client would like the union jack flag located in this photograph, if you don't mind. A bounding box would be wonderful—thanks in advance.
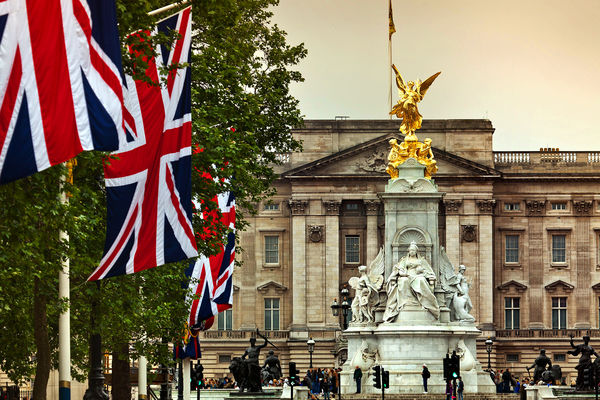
[88,7,197,280]
[186,188,236,331]
[0,0,126,184]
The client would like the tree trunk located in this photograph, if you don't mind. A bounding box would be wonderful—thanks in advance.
[112,343,131,400]
[32,277,50,400]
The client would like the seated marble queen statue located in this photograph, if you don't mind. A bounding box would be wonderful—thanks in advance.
[383,241,440,322]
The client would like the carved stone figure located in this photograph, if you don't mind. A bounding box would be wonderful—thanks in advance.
[568,335,599,390]
[350,340,379,372]
[527,349,552,384]
[261,350,282,383]
[439,248,475,322]
[383,241,440,322]
[452,339,475,372]
[349,248,385,324]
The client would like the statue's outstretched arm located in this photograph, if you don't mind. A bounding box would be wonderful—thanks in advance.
[259,337,268,349]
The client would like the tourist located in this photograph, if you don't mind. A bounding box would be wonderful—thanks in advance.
[421,364,430,393]
[457,376,464,400]
[353,366,363,393]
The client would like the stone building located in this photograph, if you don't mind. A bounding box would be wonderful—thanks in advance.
[199,119,600,384]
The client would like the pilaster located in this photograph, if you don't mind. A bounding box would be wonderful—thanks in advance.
[289,199,308,331]
[574,203,592,328]
[527,205,544,329]
[324,200,341,328]
[365,200,380,264]
[477,200,495,330]
[444,200,462,267]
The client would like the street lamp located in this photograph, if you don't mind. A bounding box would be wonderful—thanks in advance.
[331,286,351,330]
[485,337,493,372]
[307,337,315,368]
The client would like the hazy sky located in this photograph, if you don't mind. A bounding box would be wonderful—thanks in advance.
[271,0,600,151]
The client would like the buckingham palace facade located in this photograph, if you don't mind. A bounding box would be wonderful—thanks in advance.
[199,119,600,383]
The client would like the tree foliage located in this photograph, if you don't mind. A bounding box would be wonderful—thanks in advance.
[0,0,305,395]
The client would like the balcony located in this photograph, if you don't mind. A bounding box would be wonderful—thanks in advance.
[496,329,600,338]
[493,150,600,173]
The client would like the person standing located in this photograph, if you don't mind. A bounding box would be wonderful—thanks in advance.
[457,376,464,400]
[421,364,431,393]
[353,366,362,393]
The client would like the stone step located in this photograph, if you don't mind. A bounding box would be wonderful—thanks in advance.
[336,394,520,400]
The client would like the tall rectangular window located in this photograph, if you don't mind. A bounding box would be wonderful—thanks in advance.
[552,297,567,329]
[264,236,279,264]
[552,235,566,263]
[504,297,520,330]
[218,309,232,331]
[505,235,519,263]
[345,235,360,264]
[264,298,280,331]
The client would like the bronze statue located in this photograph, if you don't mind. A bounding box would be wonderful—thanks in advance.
[568,335,599,390]
[527,349,552,384]
[239,334,268,392]
[389,65,440,138]
[261,350,282,383]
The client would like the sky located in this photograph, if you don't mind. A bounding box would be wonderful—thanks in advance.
[271,0,600,151]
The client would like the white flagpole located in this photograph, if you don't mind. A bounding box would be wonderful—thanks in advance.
[58,160,74,400]
[148,0,190,16]
[138,356,148,399]
[183,359,191,400]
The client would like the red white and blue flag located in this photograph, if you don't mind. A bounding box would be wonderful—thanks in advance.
[88,6,197,280]
[186,188,236,331]
[0,0,126,184]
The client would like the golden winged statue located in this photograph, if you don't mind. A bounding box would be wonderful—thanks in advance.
[386,66,441,180]
[389,65,441,139]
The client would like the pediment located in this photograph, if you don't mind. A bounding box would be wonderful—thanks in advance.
[256,281,288,294]
[544,280,574,293]
[282,133,500,179]
[497,280,528,293]
[592,283,600,292]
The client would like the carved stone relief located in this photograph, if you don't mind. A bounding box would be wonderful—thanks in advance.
[476,200,496,214]
[308,225,323,243]
[444,200,462,214]
[573,200,593,214]
[461,225,477,242]
[526,200,546,215]
[323,200,342,215]
[288,200,307,215]
[357,149,387,173]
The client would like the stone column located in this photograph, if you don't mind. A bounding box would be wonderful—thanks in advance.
[323,200,341,328]
[444,200,462,267]
[526,200,545,329]
[365,200,380,264]
[289,199,308,331]
[574,200,593,328]
[477,200,495,330]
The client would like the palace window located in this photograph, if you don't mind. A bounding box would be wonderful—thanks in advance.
[553,354,566,362]
[505,235,519,263]
[504,297,520,330]
[264,203,279,211]
[264,236,279,264]
[551,202,567,210]
[218,354,231,364]
[504,202,520,211]
[552,297,567,329]
[218,309,233,331]
[345,235,360,264]
[552,235,566,263]
[264,298,280,331]
[506,354,519,362]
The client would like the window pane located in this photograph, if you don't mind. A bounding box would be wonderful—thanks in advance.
[513,310,520,330]
[552,235,566,263]
[552,309,558,329]
[505,309,511,329]
[505,235,519,263]
[273,298,279,308]
[345,236,360,263]
[514,298,520,307]
[226,310,232,330]
[218,312,224,330]
[265,310,271,331]
[560,297,566,307]
[552,297,558,307]
[265,236,279,264]
[560,309,566,329]
[265,298,271,308]
[273,310,279,330]
[505,297,511,308]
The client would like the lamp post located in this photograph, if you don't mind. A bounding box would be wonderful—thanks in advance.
[485,337,493,372]
[307,337,315,368]
[330,286,351,330]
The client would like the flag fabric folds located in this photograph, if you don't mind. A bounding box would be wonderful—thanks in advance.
[88,6,197,280]
[389,0,396,40]
[173,325,201,360]
[186,188,236,331]
[0,0,126,184]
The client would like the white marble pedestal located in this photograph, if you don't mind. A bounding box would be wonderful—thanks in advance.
[340,309,495,394]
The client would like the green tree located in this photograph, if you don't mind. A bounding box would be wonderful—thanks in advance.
[0,1,305,398]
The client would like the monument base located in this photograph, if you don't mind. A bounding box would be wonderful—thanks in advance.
[340,310,495,394]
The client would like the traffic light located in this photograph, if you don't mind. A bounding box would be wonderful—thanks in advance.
[372,365,381,389]
[450,351,461,380]
[382,369,390,389]
[190,367,198,391]
[195,363,204,388]
[289,361,300,385]
[443,354,451,380]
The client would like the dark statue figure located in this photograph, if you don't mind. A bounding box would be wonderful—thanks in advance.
[527,349,552,384]
[230,334,268,392]
[568,335,599,391]
[261,350,282,383]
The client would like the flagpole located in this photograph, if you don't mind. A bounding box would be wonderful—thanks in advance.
[148,0,190,16]
[58,160,74,400]
[388,0,396,119]
[138,356,148,400]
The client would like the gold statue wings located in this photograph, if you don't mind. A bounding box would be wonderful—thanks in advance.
[392,64,441,100]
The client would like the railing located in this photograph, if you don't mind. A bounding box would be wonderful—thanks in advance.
[496,329,600,338]
[201,330,290,339]
[494,151,600,165]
